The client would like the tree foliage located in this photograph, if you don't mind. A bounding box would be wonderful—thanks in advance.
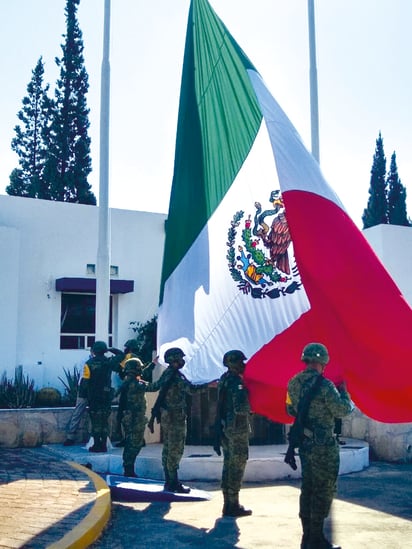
[6,58,52,199]
[7,0,96,205]
[362,133,387,228]
[362,133,410,229]
[129,316,158,364]
[387,152,410,226]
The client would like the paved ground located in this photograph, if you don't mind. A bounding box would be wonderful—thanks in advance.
[90,461,412,549]
[0,445,411,548]
[0,447,109,549]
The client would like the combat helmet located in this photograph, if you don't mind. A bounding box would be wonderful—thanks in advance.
[123,357,144,375]
[223,350,247,368]
[124,339,139,352]
[164,347,185,364]
[301,342,329,365]
[92,341,108,354]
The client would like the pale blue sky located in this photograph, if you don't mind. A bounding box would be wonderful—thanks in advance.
[1,0,411,226]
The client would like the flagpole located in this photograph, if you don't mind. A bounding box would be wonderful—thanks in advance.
[95,0,111,343]
[308,0,320,163]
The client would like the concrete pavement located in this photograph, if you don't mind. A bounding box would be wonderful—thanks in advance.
[0,442,411,548]
[90,462,412,549]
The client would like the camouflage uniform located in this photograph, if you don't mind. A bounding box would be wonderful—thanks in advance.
[286,344,353,549]
[118,359,153,476]
[113,344,155,446]
[219,369,251,511]
[82,342,120,452]
[145,356,208,492]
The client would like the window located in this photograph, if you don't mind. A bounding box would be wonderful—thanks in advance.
[60,293,113,349]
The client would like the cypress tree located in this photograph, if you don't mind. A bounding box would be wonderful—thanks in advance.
[387,152,410,226]
[44,0,96,204]
[6,57,52,199]
[362,132,388,229]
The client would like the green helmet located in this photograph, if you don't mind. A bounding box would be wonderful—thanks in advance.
[123,357,144,375]
[92,341,108,354]
[301,343,329,365]
[164,347,185,363]
[124,339,139,352]
[223,350,247,368]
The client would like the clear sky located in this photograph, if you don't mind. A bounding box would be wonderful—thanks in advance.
[1,0,411,226]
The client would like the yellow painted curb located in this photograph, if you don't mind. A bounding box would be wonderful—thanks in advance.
[47,461,111,549]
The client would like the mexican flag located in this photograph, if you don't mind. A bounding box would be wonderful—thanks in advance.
[157,0,412,423]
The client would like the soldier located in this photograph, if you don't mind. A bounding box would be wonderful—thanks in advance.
[81,341,121,453]
[145,347,209,493]
[113,339,156,447]
[118,357,149,477]
[214,350,252,518]
[286,343,353,549]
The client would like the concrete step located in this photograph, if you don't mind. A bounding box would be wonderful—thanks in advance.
[47,438,369,482]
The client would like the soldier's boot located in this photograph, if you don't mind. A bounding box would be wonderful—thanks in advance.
[167,470,190,494]
[89,436,102,452]
[123,465,137,478]
[300,516,311,549]
[163,468,171,491]
[308,519,341,549]
[223,493,252,517]
[222,491,229,516]
[89,436,107,453]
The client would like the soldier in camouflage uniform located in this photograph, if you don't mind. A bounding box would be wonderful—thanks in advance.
[145,347,209,493]
[113,339,156,447]
[216,350,252,518]
[81,341,121,453]
[286,343,353,549]
[118,357,150,477]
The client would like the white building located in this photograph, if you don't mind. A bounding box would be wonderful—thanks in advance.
[0,194,166,389]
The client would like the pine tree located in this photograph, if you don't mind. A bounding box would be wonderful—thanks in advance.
[6,57,52,199]
[44,0,96,205]
[362,132,388,229]
[387,152,410,226]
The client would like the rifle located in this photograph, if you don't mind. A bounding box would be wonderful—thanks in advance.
[284,374,324,470]
[147,369,177,434]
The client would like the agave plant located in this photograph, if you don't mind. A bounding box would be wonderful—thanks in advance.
[0,367,36,409]
[58,365,81,406]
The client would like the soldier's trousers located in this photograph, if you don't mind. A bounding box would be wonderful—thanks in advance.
[160,408,186,477]
[221,429,249,498]
[122,411,146,468]
[88,406,111,441]
[299,440,339,520]
[66,396,88,440]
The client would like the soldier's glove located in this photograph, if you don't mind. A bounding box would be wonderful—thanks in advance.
[213,441,222,456]
[284,445,297,471]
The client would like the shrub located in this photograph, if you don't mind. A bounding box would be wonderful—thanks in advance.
[129,315,157,363]
[58,365,81,406]
[35,387,62,407]
[0,367,36,409]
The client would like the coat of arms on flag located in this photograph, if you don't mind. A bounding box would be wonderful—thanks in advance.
[227,190,302,300]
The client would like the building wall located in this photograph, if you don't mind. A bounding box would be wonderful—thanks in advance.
[0,194,166,390]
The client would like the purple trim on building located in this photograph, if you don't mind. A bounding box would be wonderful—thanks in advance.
[55,277,134,294]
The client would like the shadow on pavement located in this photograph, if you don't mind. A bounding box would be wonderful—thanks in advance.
[92,501,240,549]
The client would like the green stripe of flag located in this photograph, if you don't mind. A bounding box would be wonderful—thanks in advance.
[160,0,262,304]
